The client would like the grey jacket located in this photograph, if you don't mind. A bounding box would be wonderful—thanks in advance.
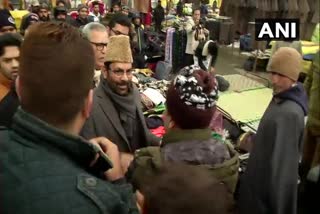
[81,83,159,153]
[239,83,308,214]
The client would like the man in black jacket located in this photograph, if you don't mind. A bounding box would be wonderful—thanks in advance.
[132,13,146,68]
[153,0,164,32]
[72,4,94,28]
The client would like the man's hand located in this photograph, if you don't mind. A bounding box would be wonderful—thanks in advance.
[120,152,134,174]
[89,137,124,181]
[210,67,215,74]
[136,191,145,213]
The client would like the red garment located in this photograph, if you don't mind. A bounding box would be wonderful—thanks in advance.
[69,11,78,20]
[144,12,152,26]
[150,126,166,138]
[147,62,157,71]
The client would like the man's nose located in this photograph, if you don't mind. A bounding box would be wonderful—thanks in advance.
[12,59,19,68]
[121,72,129,81]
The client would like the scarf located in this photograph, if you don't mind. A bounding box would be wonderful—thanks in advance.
[102,80,137,120]
[102,80,143,151]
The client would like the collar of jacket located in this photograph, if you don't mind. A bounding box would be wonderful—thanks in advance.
[273,82,308,115]
[162,128,212,145]
[0,72,12,90]
[77,17,88,23]
[11,108,112,171]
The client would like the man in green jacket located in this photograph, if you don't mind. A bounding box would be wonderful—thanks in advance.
[127,65,239,194]
[0,22,138,214]
[302,50,320,177]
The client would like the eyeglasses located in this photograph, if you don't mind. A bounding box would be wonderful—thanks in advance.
[90,42,108,51]
[111,28,128,36]
[110,68,134,77]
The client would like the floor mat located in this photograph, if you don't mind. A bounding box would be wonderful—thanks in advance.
[222,74,266,92]
[217,87,273,124]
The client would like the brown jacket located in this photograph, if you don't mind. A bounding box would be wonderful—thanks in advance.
[0,72,11,102]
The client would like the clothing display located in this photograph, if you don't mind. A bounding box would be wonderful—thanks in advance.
[219,21,234,45]
[138,80,170,98]
[172,29,187,71]
[150,126,166,137]
[219,0,316,40]
[145,116,164,129]
[205,19,221,41]
[134,0,150,13]
[165,27,175,64]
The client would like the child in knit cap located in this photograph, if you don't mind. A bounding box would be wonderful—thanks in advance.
[127,65,239,195]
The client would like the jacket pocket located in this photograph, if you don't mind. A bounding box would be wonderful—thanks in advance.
[77,174,108,214]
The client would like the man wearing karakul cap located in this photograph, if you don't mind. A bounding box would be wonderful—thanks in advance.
[81,35,160,169]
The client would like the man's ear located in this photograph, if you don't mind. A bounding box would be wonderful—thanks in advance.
[102,66,108,79]
[83,89,93,119]
[168,120,176,129]
[15,76,21,101]
[164,110,176,129]
[106,26,110,34]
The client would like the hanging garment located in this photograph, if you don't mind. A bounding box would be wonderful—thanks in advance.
[134,0,149,13]
[288,0,299,12]
[298,0,310,22]
[165,28,175,64]
[271,0,279,11]
[278,0,289,11]
[128,0,134,9]
[219,21,234,45]
[205,19,221,41]
[172,29,187,72]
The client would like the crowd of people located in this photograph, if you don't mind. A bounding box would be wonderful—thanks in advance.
[0,0,319,214]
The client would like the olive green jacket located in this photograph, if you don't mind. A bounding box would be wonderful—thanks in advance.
[127,129,239,193]
[304,51,320,134]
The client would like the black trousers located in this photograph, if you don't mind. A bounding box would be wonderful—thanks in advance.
[154,22,162,33]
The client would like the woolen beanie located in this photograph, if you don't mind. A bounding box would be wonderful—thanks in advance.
[267,47,302,81]
[26,13,39,24]
[166,65,219,129]
[77,4,88,12]
[39,3,49,10]
[105,35,133,63]
[54,6,67,18]
[0,9,16,29]
[30,0,40,6]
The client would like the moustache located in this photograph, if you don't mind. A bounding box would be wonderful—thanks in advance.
[117,81,132,87]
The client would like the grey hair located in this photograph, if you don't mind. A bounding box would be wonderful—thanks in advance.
[82,22,107,40]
